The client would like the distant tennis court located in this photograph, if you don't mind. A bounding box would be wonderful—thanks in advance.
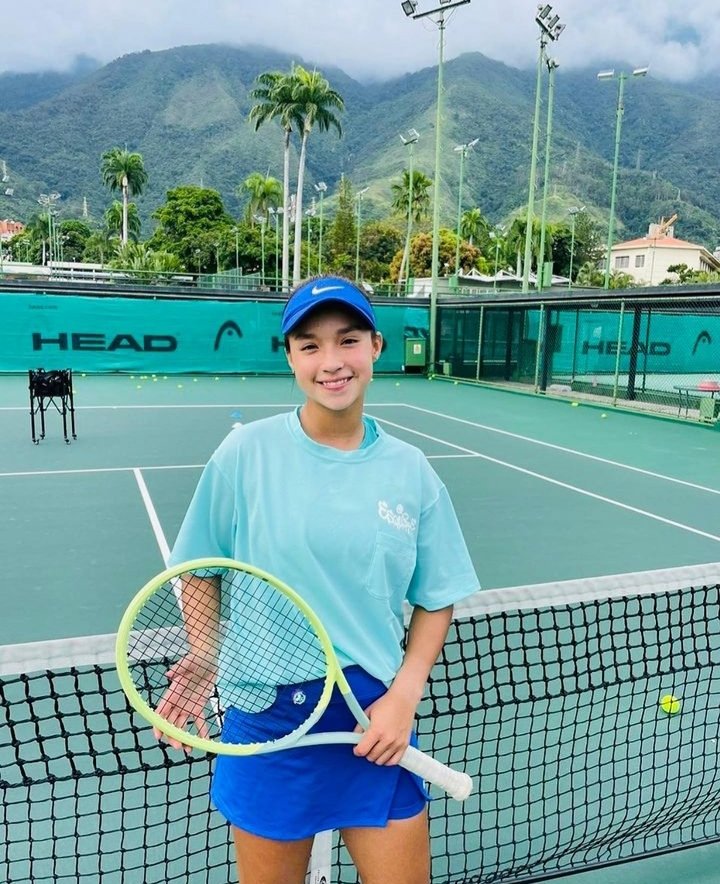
[1,373,719,883]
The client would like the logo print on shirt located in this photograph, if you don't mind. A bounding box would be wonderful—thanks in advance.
[378,501,417,534]
[292,689,306,706]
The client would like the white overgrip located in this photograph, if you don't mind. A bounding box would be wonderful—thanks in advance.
[400,745,473,801]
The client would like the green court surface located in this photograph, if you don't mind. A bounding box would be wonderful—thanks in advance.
[1,373,719,883]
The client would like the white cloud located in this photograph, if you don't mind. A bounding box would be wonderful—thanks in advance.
[1,0,719,82]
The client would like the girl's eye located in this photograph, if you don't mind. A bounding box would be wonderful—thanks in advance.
[342,337,359,345]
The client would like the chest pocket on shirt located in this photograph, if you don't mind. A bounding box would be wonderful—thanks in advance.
[365,529,417,600]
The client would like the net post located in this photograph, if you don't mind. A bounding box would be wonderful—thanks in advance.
[306,830,332,883]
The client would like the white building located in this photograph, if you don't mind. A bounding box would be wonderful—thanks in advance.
[610,222,720,286]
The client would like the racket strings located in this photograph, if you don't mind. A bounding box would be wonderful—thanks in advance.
[126,566,329,747]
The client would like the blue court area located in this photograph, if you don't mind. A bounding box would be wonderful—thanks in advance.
[1,373,719,883]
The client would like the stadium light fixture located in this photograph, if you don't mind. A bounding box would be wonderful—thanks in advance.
[402,0,418,15]
[401,0,472,369]
[522,4,565,293]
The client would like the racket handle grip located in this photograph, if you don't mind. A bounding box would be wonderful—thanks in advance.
[400,745,473,801]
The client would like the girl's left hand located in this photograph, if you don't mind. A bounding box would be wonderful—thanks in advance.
[352,688,418,765]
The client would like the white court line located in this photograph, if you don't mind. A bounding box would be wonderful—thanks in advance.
[133,468,171,565]
[0,464,204,478]
[404,404,720,496]
[370,415,720,545]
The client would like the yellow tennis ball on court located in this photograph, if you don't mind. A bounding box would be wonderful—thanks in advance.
[571,402,579,407]
[660,694,681,715]
[601,413,607,419]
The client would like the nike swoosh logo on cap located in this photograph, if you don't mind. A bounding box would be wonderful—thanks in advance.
[311,284,346,296]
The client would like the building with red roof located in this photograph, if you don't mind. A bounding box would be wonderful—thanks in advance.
[610,221,720,285]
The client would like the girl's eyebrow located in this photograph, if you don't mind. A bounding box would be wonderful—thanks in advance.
[292,325,363,340]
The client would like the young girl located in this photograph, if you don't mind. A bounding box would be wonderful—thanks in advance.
[165,275,479,884]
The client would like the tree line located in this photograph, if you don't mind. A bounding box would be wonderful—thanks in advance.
[4,62,624,289]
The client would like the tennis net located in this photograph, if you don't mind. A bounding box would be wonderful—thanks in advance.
[2,562,720,883]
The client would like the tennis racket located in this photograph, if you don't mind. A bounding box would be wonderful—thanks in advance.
[115,557,473,802]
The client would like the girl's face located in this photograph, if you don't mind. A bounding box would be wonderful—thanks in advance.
[285,306,383,416]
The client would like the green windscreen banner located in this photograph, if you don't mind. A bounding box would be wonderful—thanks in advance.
[0,292,429,374]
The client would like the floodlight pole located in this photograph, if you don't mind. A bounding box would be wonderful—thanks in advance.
[454,140,477,277]
[399,130,419,293]
[605,73,626,290]
[521,36,547,293]
[522,6,564,294]
[355,187,369,282]
[568,207,579,288]
[404,0,472,370]
[314,182,327,275]
[599,67,647,289]
[537,57,558,292]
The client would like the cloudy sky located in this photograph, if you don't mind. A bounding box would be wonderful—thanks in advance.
[1,0,717,83]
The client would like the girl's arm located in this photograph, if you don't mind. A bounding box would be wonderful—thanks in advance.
[154,573,221,752]
[353,604,453,765]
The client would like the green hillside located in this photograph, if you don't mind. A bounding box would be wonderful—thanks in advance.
[0,43,718,249]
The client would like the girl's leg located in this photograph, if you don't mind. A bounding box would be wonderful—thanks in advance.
[340,808,430,884]
[232,826,315,884]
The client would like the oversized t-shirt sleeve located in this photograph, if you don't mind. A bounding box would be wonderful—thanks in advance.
[167,459,236,566]
[405,483,479,610]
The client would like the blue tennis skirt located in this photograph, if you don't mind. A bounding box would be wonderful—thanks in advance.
[211,666,429,840]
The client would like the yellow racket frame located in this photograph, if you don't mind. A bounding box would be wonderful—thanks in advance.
[115,557,350,756]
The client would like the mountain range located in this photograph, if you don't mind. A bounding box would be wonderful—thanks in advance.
[0,43,719,250]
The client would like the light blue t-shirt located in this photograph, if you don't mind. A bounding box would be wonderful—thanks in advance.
[169,409,479,686]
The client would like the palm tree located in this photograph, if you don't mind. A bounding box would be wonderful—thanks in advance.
[249,71,303,291]
[239,172,282,223]
[391,170,432,284]
[391,170,432,224]
[506,217,542,278]
[460,208,488,246]
[100,148,148,246]
[23,213,51,264]
[105,200,141,242]
[289,66,344,284]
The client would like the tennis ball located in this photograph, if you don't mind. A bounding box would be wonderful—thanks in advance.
[571,402,580,407]
[601,413,607,419]
[660,694,681,715]
[395,382,401,386]
[177,384,183,389]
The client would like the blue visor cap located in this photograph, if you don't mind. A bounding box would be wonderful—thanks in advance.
[281,277,377,335]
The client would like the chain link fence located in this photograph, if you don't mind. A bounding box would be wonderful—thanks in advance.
[437,294,720,422]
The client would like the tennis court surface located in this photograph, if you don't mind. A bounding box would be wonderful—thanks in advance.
[1,373,719,883]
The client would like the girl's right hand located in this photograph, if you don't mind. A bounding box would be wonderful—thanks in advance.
[153,652,217,752]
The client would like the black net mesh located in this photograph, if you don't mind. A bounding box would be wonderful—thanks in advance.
[3,573,720,882]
